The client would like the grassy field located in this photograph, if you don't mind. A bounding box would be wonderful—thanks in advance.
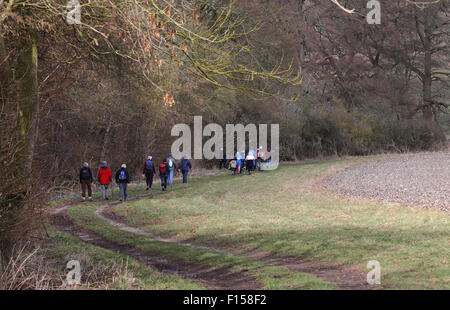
[44,226,203,289]
[47,155,449,289]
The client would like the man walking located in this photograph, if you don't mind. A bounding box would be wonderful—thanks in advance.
[115,164,130,202]
[97,161,112,200]
[142,156,156,190]
[159,159,169,191]
[179,156,192,184]
[80,162,93,202]
[235,152,243,174]
[257,146,266,171]
[166,153,176,185]
[245,151,256,175]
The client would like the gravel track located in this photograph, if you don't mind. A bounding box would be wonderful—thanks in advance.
[323,152,450,213]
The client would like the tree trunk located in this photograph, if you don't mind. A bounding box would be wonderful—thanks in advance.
[1,31,39,265]
[100,114,113,161]
[17,32,39,175]
[421,9,433,122]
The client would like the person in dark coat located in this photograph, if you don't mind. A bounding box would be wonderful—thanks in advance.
[159,159,169,191]
[178,156,192,184]
[142,156,156,190]
[115,164,130,201]
[80,162,93,201]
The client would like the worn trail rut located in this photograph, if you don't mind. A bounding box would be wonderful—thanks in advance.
[50,193,372,290]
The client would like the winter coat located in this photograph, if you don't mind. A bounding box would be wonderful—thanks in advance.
[179,158,192,172]
[79,167,93,183]
[97,167,112,185]
[115,168,130,184]
[159,163,169,177]
[143,160,156,174]
[166,157,176,171]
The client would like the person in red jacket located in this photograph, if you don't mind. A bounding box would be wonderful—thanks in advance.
[97,161,112,200]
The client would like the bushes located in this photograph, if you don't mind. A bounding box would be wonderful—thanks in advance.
[383,120,447,152]
[280,106,447,160]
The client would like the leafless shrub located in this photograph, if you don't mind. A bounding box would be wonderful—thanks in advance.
[61,253,140,290]
[0,241,144,290]
[0,242,58,290]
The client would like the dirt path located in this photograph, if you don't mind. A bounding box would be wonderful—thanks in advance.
[322,152,450,213]
[98,200,372,290]
[49,202,263,290]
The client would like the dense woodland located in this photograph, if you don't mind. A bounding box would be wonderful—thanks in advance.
[0,1,449,263]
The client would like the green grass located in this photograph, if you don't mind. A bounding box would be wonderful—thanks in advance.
[44,226,203,289]
[67,202,337,289]
[46,155,449,289]
[106,156,449,289]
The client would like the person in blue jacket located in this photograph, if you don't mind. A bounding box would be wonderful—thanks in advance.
[166,153,177,186]
[235,152,243,174]
[178,156,192,184]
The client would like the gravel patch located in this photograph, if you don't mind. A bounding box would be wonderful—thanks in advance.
[322,152,450,213]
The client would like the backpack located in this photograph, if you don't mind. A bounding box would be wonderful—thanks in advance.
[145,159,153,171]
[81,168,90,179]
[168,158,174,169]
[230,160,237,169]
[118,170,127,181]
[159,163,166,174]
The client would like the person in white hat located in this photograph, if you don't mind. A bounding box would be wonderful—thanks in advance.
[79,162,93,202]
[115,164,130,201]
[245,151,256,175]
[257,146,266,171]
[142,156,155,190]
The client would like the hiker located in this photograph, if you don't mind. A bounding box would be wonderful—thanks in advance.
[166,153,177,186]
[219,148,227,169]
[79,162,93,202]
[229,158,237,175]
[179,156,192,184]
[245,151,256,175]
[257,146,266,171]
[115,164,130,202]
[159,159,169,191]
[266,147,272,169]
[97,161,112,200]
[235,152,243,174]
[142,156,156,190]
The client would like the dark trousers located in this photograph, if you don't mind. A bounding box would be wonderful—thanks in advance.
[182,170,189,183]
[119,182,128,201]
[160,175,168,189]
[219,159,227,169]
[81,180,92,197]
[257,158,263,171]
[246,160,255,174]
[145,172,154,188]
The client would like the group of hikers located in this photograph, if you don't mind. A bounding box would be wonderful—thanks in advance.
[220,146,273,175]
[79,153,192,202]
[79,146,272,202]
